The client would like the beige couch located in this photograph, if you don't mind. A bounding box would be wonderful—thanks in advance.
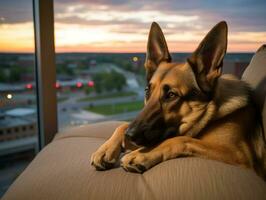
[3,46,266,200]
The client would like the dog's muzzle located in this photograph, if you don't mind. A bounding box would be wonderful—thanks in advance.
[125,127,146,146]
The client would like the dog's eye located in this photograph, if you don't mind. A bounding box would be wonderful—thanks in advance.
[145,86,149,92]
[166,91,177,99]
[145,86,150,98]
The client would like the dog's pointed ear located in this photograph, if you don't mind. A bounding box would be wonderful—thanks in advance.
[145,22,171,81]
[188,21,228,93]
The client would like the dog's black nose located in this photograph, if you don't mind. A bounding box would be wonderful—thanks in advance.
[125,128,137,141]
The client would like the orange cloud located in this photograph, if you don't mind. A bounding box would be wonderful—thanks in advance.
[0,22,34,52]
[0,21,266,53]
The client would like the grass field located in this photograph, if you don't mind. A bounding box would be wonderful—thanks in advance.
[85,100,143,115]
[78,91,137,102]
[57,97,68,102]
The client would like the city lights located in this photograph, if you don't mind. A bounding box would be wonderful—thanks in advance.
[26,84,33,90]
[88,81,94,87]
[76,82,83,88]
[6,94,13,99]
[132,56,138,62]
[55,82,61,89]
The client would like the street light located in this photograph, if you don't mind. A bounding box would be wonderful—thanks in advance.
[132,56,138,62]
[6,94,13,99]
[88,81,94,87]
[55,82,61,89]
[26,83,33,89]
[76,82,83,88]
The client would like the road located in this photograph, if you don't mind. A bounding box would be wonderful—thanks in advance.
[57,95,143,129]
[57,64,145,129]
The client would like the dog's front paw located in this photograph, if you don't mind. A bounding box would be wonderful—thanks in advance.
[121,149,161,173]
[91,141,121,171]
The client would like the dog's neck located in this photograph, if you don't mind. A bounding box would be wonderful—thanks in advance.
[213,74,250,120]
[183,74,250,137]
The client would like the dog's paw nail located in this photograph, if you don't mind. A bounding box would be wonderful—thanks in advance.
[121,163,129,172]
[136,164,146,173]
[102,161,114,169]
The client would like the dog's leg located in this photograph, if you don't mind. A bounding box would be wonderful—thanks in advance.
[91,123,129,170]
[121,136,250,173]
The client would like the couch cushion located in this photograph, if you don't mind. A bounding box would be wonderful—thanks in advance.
[54,121,125,140]
[3,121,266,200]
[242,44,266,138]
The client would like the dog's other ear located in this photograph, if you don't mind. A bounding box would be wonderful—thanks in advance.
[188,21,228,94]
[145,22,171,81]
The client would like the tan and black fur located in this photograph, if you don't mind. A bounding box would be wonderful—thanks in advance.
[91,21,266,179]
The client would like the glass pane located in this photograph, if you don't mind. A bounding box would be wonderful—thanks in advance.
[54,1,264,130]
[54,1,147,130]
[0,0,37,197]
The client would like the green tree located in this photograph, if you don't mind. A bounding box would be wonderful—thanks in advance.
[57,63,74,76]
[110,70,126,91]
[0,68,7,82]
[92,71,126,94]
[9,67,23,82]
[84,87,93,95]
[92,73,104,94]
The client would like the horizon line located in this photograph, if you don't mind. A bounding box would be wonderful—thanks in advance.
[0,51,255,54]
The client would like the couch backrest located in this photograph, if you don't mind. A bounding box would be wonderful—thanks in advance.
[242,45,266,139]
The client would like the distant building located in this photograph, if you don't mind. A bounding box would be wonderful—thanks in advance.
[18,55,34,61]
[0,83,26,93]
[67,63,78,68]
[5,108,36,117]
[89,60,97,68]
[0,108,36,141]
[79,70,92,79]
[17,60,34,68]
[21,73,34,82]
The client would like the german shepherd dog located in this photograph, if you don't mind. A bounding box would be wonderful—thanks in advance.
[91,21,266,179]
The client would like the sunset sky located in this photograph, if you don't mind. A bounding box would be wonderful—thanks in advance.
[0,0,265,53]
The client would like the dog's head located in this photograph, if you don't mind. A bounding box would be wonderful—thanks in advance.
[126,21,228,146]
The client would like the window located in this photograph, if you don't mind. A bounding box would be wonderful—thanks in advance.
[54,1,147,130]
[53,1,257,130]
[0,0,38,196]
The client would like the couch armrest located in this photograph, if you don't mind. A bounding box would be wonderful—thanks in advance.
[242,44,266,137]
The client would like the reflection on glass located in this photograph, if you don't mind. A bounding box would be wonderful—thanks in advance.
[0,0,37,197]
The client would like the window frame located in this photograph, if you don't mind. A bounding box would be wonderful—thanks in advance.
[33,0,58,149]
